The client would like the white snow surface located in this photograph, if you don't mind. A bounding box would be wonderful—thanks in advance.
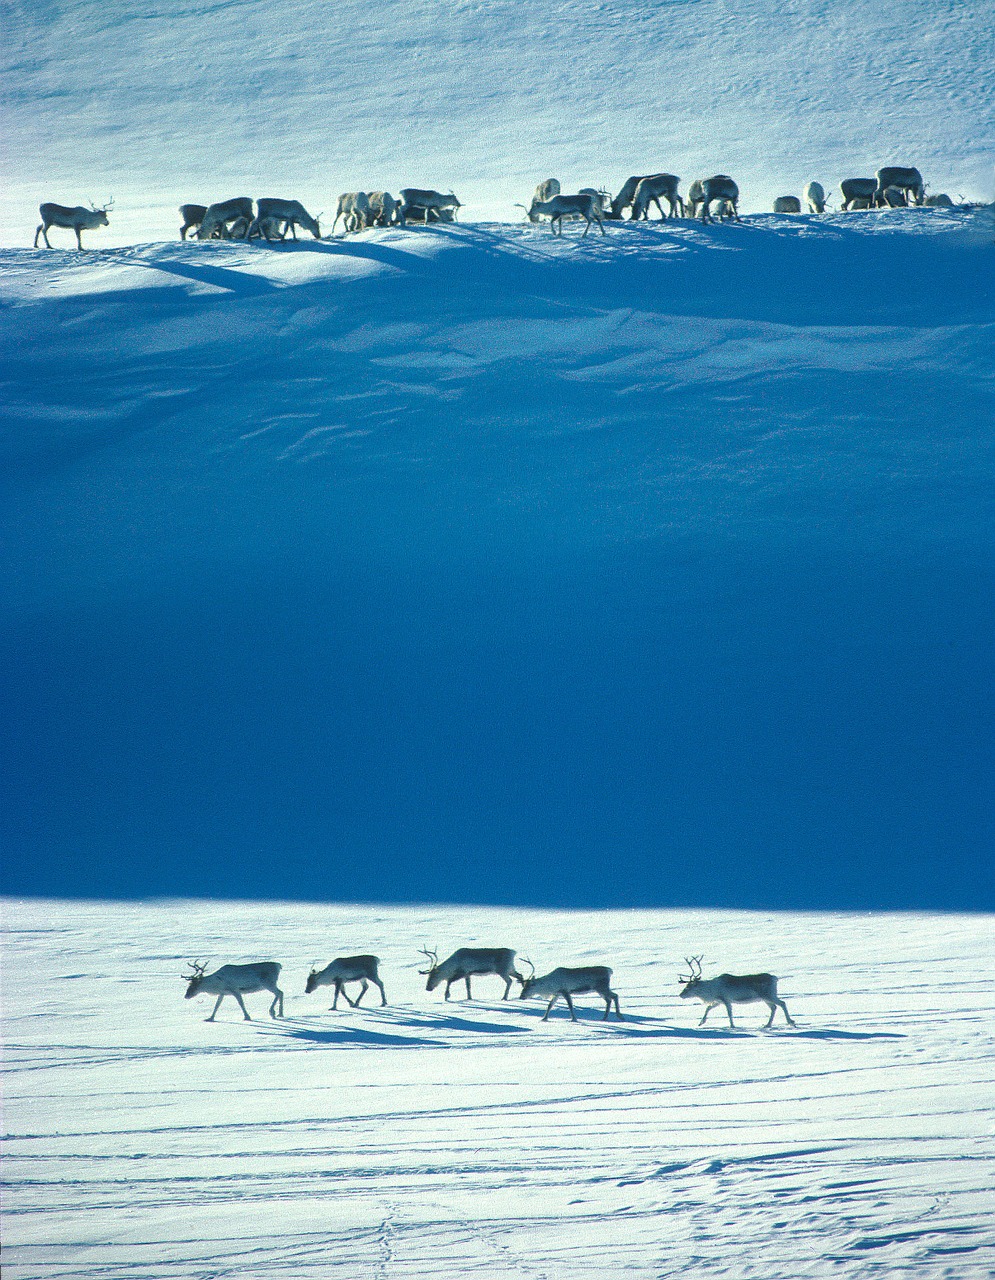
[1,0,993,246]
[2,896,993,1279]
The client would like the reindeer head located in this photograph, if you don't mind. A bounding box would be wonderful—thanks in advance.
[183,959,208,998]
[517,956,537,999]
[418,947,441,990]
[678,955,704,998]
[305,961,321,994]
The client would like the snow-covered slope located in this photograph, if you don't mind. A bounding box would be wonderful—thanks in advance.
[1,0,992,245]
[3,897,993,1279]
[1,209,993,908]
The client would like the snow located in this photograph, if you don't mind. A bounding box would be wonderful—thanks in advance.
[2,0,993,1269]
[2,0,992,246]
[3,897,993,1278]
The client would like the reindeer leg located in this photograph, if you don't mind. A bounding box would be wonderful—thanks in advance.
[351,980,369,1008]
[444,979,453,1001]
[564,993,577,1022]
[699,1002,713,1026]
[206,993,225,1022]
[269,987,283,1018]
[233,991,252,1021]
[723,1000,735,1029]
[331,981,341,1010]
[502,976,512,999]
[542,993,559,1021]
[464,976,472,1000]
[373,978,387,1006]
[776,998,795,1027]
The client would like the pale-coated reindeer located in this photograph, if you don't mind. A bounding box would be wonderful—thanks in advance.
[35,200,112,250]
[183,960,284,1021]
[197,197,254,240]
[248,198,321,241]
[678,956,795,1028]
[419,947,523,1000]
[305,956,387,1008]
[332,192,371,234]
[773,196,802,213]
[631,174,683,220]
[527,192,606,236]
[367,191,399,226]
[398,189,461,226]
[533,178,561,204]
[805,182,827,213]
[518,958,622,1021]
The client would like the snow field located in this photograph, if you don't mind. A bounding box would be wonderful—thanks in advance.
[2,897,993,1279]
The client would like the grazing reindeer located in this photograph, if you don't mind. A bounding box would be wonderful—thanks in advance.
[527,192,606,236]
[533,178,561,204]
[35,200,112,250]
[183,960,284,1021]
[519,958,622,1021]
[179,204,208,240]
[398,189,461,225]
[773,196,802,213]
[840,178,877,211]
[197,197,254,240]
[419,947,523,1000]
[631,174,683,220]
[678,956,795,1028]
[805,182,827,213]
[697,175,740,222]
[874,166,924,207]
[305,956,387,1008]
[248,198,321,241]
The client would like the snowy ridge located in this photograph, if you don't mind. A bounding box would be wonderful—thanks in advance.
[1,0,992,246]
[3,897,993,1278]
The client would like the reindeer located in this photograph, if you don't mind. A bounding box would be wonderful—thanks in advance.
[805,182,827,213]
[840,178,877,211]
[607,174,658,219]
[179,204,208,240]
[305,956,387,1008]
[533,178,561,204]
[697,175,740,222]
[182,960,284,1021]
[526,192,606,236]
[631,174,683,220]
[332,192,371,234]
[34,200,112,250]
[248,198,321,241]
[197,197,254,240]
[367,191,399,226]
[678,956,795,1028]
[518,958,622,1021]
[874,166,924,207]
[419,947,523,1000]
[773,196,802,213]
[398,189,461,226]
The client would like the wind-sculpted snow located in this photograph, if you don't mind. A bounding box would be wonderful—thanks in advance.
[0,211,993,909]
[1,0,991,244]
[3,898,993,1278]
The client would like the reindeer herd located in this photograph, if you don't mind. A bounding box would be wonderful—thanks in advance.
[32,162,960,250]
[181,947,797,1028]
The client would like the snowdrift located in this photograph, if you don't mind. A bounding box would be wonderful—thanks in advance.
[2,209,993,908]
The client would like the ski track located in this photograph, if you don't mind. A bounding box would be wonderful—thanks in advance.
[2,899,993,1278]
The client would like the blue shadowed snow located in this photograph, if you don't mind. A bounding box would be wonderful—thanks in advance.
[1,213,992,910]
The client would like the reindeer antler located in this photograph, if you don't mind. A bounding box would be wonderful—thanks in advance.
[417,946,438,974]
[519,955,535,981]
[679,955,703,984]
[182,958,208,979]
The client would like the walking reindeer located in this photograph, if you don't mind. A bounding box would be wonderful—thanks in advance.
[419,947,524,1000]
[183,960,284,1021]
[518,957,622,1021]
[305,955,387,1008]
[678,956,795,1028]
